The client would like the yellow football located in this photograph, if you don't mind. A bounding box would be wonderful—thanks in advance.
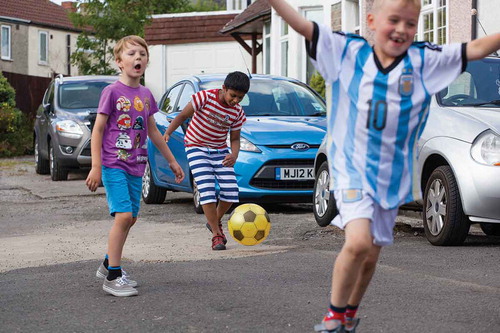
[227,203,271,246]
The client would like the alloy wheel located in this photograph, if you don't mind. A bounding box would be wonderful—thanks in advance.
[314,169,330,217]
[425,178,447,236]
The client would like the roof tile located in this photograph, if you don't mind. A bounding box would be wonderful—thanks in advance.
[0,0,77,31]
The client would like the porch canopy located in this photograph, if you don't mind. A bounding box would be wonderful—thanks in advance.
[219,0,271,73]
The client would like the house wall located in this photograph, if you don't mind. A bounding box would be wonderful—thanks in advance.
[27,26,80,78]
[145,41,258,100]
[449,0,472,43]
[0,21,29,74]
[476,0,500,38]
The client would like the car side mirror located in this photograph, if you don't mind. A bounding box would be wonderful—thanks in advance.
[43,103,52,114]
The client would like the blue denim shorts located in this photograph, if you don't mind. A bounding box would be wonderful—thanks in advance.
[102,166,142,218]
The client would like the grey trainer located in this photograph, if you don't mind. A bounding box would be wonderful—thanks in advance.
[96,263,138,287]
[314,320,345,333]
[344,318,360,332]
[102,277,138,297]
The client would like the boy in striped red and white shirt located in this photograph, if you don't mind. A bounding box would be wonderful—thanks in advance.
[163,71,249,250]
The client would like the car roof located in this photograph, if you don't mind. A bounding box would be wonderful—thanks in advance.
[56,75,119,85]
[185,73,304,85]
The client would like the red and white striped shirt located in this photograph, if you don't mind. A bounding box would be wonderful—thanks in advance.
[184,89,246,149]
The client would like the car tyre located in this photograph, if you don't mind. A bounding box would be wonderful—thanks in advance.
[423,165,470,246]
[34,134,50,175]
[479,223,500,236]
[313,161,338,227]
[49,141,68,181]
[192,181,204,214]
[142,162,167,204]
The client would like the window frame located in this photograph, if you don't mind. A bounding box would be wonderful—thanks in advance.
[417,0,448,45]
[39,30,49,65]
[1,25,12,60]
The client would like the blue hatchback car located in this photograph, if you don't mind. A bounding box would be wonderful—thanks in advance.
[142,74,327,212]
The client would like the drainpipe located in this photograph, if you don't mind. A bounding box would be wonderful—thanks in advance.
[471,0,477,40]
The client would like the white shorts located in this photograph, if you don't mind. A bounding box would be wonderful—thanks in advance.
[332,189,399,246]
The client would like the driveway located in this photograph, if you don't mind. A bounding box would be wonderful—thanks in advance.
[1,156,499,333]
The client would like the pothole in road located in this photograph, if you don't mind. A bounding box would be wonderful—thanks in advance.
[0,187,40,202]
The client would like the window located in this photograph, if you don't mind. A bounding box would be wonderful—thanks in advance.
[418,0,447,44]
[39,31,48,64]
[303,8,323,84]
[1,25,11,60]
[280,20,289,77]
[160,84,183,114]
[263,21,271,75]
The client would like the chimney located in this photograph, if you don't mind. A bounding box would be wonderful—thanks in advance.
[61,1,76,13]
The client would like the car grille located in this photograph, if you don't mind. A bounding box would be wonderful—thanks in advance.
[264,144,320,149]
[80,141,91,156]
[249,159,315,190]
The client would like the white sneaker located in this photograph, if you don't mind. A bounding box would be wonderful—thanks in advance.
[96,263,138,287]
[102,277,138,297]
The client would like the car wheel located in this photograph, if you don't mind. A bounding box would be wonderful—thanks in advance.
[422,165,470,246]
[192,181,204,214]
[313,161,338,227]
[34,134,50,175]
[479,223,500,236]
[49,141,68,181]
[142,162,167,204]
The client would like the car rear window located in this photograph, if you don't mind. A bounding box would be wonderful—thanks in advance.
[58,81,113,109]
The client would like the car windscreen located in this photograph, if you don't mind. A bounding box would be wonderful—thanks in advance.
[437,58,500,107]
[58,81,113,110]
[200,79,326,116]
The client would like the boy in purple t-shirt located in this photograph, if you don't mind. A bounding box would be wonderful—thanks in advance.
[86,35,184,297]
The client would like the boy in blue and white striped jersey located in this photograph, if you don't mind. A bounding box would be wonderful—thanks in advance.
[269,0,500,332]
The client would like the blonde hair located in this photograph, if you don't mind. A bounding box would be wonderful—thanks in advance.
[372,0,421,13]
[113,35,149,61]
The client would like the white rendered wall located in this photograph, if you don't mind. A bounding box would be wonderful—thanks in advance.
[145,41,259,101]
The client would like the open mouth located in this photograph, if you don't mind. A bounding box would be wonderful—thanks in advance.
[390,36,405,44]
[134,64,142,70]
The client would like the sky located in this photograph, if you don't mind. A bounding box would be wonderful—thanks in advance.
[50,0,64,5]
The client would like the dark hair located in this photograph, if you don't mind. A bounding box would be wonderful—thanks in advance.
[224,71,250,93]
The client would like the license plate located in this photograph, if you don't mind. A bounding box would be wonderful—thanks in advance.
[275,167,314,180]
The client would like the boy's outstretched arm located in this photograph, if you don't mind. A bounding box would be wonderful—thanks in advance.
[148,116,185,183]
[163,102,194,143]
[467,33,500,61]
[268,0,314,41]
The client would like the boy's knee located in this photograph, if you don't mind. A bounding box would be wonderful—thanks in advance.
[115,212,134,227]
[344,238,372,259]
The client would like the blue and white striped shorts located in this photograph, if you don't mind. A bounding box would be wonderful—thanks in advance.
[186,146,239,205]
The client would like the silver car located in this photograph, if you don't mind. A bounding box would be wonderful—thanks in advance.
[313,56,500,246]
[34,75,118,180]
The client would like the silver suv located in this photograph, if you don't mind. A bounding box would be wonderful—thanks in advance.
[34,75,118,180]
[313,56,500,246]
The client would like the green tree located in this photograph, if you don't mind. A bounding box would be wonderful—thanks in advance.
[69,0,190,75]
[0,72,32,156]
[310,71,325,99]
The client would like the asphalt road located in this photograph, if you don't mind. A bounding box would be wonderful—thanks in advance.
[1,156,499,333]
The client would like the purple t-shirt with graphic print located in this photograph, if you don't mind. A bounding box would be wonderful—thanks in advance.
[98,80,158,177]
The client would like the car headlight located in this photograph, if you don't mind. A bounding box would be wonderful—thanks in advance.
[55,120,84,139]
[226,136,261,153]
[471,130,500,166]
[240,137,261,153]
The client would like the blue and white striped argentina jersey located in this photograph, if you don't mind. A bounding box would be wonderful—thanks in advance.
[307,22,467,209]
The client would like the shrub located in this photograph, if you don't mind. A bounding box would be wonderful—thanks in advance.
[0,73,33,157]
[310,71,325,99]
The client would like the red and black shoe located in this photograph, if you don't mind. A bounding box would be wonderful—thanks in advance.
[206,222,227,245]
[211,235,226,250]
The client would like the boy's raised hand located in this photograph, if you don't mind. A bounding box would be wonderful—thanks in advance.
[169,161,185,183]
[86,168,101,192]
